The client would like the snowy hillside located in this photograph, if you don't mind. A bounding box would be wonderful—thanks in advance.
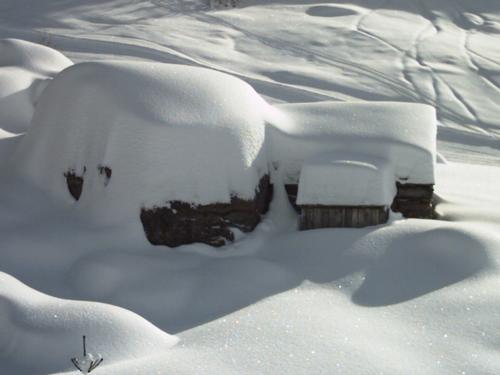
[0,1,499,374]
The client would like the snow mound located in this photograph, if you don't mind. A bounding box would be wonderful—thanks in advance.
[268,102,436,185]
[0,272,178,375]
[12,61,270,223]
[297,154,396,206]
[0,39,72,134]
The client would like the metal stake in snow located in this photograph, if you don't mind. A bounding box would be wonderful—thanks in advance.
[71,336,103,374]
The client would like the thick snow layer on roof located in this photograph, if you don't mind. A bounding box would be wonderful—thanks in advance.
[267,102,436,185]
[11,61,270,222]
[0,39,72,134]
[297,154,396,206]
[0,272,177,374]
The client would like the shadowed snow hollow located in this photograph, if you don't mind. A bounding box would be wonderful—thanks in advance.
[11,61,271,224]
[0,272,177,375]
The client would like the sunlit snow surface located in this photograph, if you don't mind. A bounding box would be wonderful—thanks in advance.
[11,60,270,221]
[0,1,499,374]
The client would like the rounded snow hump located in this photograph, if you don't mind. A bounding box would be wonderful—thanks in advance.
[0,38,72,134]
[12,61,271,223]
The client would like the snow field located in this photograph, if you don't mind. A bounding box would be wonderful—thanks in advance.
[0,1,498,374]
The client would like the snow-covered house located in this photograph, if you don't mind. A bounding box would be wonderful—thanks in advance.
[11,60,436,247]
[12,61,273,247]
[268,102,436,228]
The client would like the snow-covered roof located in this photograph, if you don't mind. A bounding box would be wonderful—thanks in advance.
[267,101,436,185]
[9,57,437,222]
[0,39,72,134]
[12,61,270,223]
[296,154,396,206]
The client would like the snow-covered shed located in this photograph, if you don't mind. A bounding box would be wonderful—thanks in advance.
[10,58,437,246]
[268,102,436,228]
[297,155,395,228]
[12,61,273,247]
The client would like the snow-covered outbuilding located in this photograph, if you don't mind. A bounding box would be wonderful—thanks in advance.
[268,102,436,228]
[10,57,436,246]
[297,155,395,228]
[12,61,273,247]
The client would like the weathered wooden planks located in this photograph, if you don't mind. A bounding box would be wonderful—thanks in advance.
[292,181,434,230]
[299,206,389,230]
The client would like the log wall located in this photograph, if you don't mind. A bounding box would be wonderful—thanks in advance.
[140,175,273,247]
[391,183,434,219]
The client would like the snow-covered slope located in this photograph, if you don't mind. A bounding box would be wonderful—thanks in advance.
[1,0,497,162]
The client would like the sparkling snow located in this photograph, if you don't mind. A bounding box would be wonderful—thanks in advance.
[0,1,499,374]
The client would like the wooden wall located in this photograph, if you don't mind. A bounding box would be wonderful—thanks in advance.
[299,206,389,230]
[288,181,435,230]
[391,183,434,219]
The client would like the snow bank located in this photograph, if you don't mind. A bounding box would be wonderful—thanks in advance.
[268,102,436,185]
[0,39,72,134]
[12,61,270,223]
[0,272,177,374]
[297,154,396,206]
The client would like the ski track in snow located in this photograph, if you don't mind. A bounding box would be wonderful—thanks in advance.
[0,24,342,108]
[197,2,499,162]
[366,2,499,140]
[354,0,492,136]
[1,0,498,150]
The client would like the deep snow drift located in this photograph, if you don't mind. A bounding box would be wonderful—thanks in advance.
[11,60,270,223]
[0,171,499,375]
